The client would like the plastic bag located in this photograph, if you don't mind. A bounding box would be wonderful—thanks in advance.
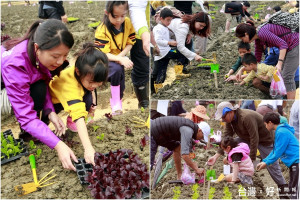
[180,163,195,185]
[270,70,287,99]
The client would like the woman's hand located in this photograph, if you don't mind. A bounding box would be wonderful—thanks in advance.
[194,54,203,62]
[186,34,192,44]
[195,168,205,176]
[54,141,78,171]
[275,62,283,72]
[48,112,66,137]
[84,146,96,166]
[119,56,133,69]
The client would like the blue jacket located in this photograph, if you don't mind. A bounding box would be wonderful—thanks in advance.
[263,123,299,167]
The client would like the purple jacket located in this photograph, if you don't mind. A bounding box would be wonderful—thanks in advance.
[1,40,60,149]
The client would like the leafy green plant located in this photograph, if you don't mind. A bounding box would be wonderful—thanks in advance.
[222,186,232,199]
[255,7,263,11]
[29,140,36,150]
[173,186,181,199]
[209,187,216,199]
[7,135,14,145]
[1,132,5,142]
[96,133,105,141]
[191,184,199,199]
[141,107,145,113]
[36,149,42,158]
[93,125,100,132]
[189,83,193,86]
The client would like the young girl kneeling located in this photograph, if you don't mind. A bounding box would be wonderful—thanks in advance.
[221,136,254,184]
[49,43,109,165]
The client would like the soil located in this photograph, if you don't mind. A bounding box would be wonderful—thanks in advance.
[150,100,291,199]
[151,1,286,100]
[1,1,149,199]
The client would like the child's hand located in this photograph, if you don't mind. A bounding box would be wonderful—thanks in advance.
[235,80,245,86]
[194,55,203,61]
[119,57,133,69]
[225,75,236,82]
[168,40,177,46]
[84,146,96,166]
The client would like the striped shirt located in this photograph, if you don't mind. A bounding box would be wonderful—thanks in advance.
[255,24,299,62]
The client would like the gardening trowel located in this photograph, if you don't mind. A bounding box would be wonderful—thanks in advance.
[15,154,58,196]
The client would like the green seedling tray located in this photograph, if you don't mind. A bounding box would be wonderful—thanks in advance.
[1,129,29,165]
[67,17,79,23]
[88,21,101,29]
[206,169,216,180]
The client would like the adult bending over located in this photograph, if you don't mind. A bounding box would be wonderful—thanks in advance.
[1,19,77,171]
[235,20,299,99]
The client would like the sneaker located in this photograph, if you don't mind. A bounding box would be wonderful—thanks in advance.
[67,116,78,132]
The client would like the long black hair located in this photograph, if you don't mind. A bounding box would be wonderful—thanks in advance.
[101,1,128,49]
[74,42,109,84]
[3,19,74,69]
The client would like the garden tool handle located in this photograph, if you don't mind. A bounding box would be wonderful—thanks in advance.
[29,154,38,184]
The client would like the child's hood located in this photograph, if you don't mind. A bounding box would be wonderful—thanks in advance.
[277,123,295,135]
[234,142,250,155]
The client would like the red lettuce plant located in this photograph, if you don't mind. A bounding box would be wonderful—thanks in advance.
[86,149,149,199]
[104,113,113,121]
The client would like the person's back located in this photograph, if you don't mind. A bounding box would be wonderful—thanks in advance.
[151,116,198,142]
[174,1,193,15]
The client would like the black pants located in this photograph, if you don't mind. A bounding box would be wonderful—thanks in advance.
[130,39,149,87]
[153,50,188,83]
[44,8,61,20]
[289,163,299,199]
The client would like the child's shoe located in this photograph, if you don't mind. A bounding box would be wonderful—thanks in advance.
[67,116,78,132]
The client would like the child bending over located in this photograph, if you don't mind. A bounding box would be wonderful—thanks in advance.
[221,136,254,184]
[237,53,276,94]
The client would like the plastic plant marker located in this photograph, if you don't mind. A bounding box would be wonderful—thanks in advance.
[223,165,231,175]
[217,173,225,182]
[210,64,219,73]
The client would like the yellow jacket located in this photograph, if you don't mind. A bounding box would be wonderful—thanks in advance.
[243,63,276,83]
[94,17,136,55]
[49,66,88,121]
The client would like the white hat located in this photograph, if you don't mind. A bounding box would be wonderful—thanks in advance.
[197,121,211,142]
[215,102,238,120]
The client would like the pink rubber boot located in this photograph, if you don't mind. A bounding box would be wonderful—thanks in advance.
[110,85,122,115]
[67,116,78,132]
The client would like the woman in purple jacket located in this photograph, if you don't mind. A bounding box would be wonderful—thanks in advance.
[1,19,78,171]
[235,20,299,99]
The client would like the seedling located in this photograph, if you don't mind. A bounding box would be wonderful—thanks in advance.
[254,13,260,20]
[96,133,105,141]
[29,140,36,150]
[1,132,5,142]
[191,184,199,199]
[209,4,215,7]
[255,7,263,11]
[92,125,100,132]
[141,107,145,113]
[172,186,181,199]
[222,186,233,199]
[189,83,193,86]
[125,126,133,136]
[104,113,113,121]
[140,134,149,151]
[258,4,266,7]
[7,135,14,145]
[208,187,216,199]
[36,149,42,158]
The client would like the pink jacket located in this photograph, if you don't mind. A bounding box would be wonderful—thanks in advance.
[228,143,254,176]
[1,40,60,149]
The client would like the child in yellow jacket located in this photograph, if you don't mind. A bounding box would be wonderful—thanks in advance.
[94,1,136,115]
[49,43,109,166]
[237,53,276,95]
